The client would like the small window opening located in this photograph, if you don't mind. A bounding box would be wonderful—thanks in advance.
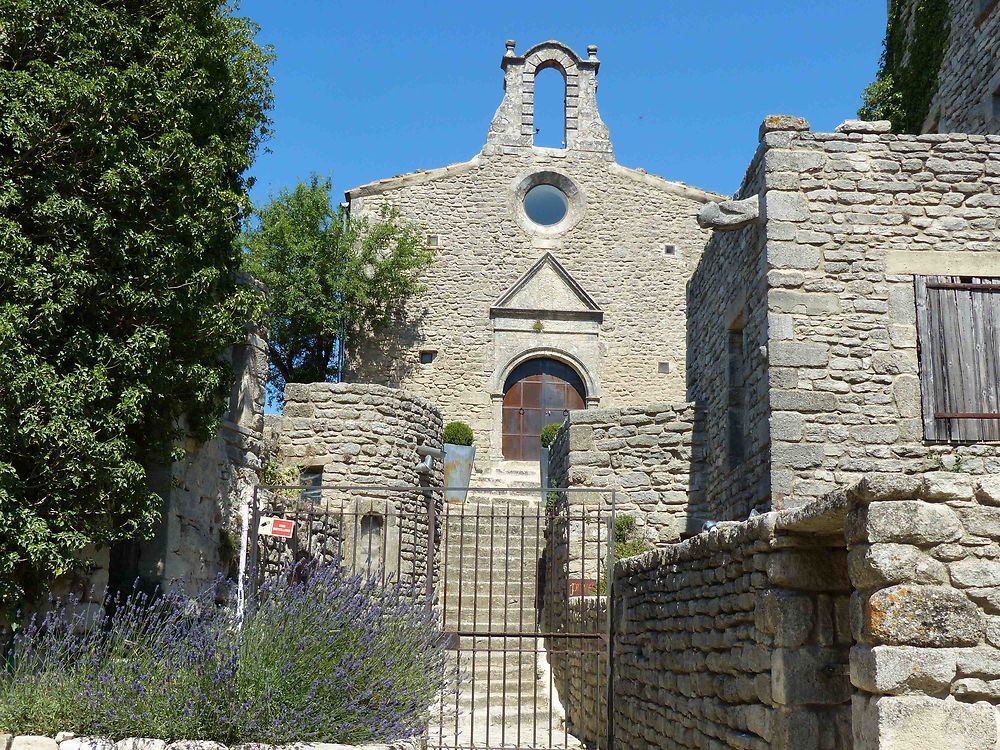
[523,184,568,226]
[358,513,384,572]
[992,83,1000,120]
[532,66,566,148]
[426,234,439,247]
[299,466,323,505]
[419,349,436,365]
[727,317,747,469]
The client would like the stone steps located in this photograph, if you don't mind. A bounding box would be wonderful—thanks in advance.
[430,460,581,749]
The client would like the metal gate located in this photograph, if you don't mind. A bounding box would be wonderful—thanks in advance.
[241,483,615,750]
[431,488,615,750]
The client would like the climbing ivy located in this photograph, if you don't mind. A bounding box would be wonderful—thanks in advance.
[858,0,951,133]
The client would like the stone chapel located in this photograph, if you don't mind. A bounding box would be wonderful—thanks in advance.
[344,40,719,467]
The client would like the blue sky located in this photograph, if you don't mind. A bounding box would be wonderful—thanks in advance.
[240,1,887,203]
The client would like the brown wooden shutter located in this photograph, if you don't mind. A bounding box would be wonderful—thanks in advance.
[915,275,1000,442]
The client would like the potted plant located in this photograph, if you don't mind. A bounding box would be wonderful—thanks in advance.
[443,421,475,503]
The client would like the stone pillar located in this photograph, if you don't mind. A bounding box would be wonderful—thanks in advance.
[847,473,1000,749]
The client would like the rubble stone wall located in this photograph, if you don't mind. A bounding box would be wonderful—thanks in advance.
[687,146,771,521]
[265,382,443,591]
[547,402,705,544]
[848,472,1000,749]
[929,0,1000,136]
[611,503,852,750]
[608,471,1000,749]
[137,329,268,595]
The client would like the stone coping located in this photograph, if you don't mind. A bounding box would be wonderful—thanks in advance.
[614,470,1000,578]
[0,735,422,750]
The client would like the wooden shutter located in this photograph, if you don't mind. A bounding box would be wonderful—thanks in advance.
[915,275,1000,442]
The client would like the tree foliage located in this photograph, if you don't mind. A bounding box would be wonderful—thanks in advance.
[858,0,951,133]
[244,177,433,398]
[0,0,273,611]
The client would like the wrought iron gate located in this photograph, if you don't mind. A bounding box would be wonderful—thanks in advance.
[430,488,615,750]
[241,483,615,750]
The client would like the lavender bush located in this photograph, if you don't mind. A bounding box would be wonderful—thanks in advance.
[0,563,446,744]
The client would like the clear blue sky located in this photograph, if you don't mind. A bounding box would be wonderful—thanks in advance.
[240,1,887,203]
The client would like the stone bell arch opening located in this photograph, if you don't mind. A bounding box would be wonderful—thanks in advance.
[502,357,586,461]
[532,65,566,148]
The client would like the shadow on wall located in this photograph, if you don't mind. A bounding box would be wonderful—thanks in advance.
[685,189,771,530]
[345,307,427,386]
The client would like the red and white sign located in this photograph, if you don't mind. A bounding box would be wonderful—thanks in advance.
[258,516,295,538]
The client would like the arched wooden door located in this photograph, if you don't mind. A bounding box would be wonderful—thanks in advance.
[502,358,586,461]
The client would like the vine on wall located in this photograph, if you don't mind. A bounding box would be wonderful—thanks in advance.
[859,0,951,133]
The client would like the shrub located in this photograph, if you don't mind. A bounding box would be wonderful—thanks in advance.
[443,421,473,446]
[0,563,446,744]
[539,422,562,449]
[597,515,651,594]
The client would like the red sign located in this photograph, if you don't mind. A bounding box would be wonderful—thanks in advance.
[258,516,295,538]
[568,578,597,597]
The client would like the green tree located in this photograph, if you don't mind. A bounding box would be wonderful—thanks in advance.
[244,177,433,398]
[858,0,951,133]
[0,0,273,611]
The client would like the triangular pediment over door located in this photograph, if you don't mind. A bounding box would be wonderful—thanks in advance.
[490,252,603,322]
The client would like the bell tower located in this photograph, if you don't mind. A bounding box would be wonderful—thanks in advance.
[484,40,613,159]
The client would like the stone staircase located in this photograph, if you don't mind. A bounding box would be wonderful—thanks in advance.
[429,461,582,749]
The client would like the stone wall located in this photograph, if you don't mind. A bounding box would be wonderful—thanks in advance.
[547,402,705,544]
[759,120,1000,507]
[607,471,1000,749]
[611,500,852,750]
[687,130,771,521]
[265,382,443,591]
[345,40,719,467]
[693,116,1000,519]
[120,328,268,596]
[848,472,1000,748]
[928,0,1000,135]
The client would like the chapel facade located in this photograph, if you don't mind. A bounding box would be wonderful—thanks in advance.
[344,40,719,466]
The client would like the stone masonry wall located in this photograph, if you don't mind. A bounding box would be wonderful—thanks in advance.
[135,328,268,595]
[688,134,771,521]
[759,120,1000,507]
[928,0,1000,136]
[608,471,1000,748]
[611,503,852,750]
[547,402,705,545]
[848,472,1000,748]
[265,382,443,591]
[345,41,719,467]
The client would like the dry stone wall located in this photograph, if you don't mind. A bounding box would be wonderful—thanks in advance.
[608,471,1000,748]
[611,502,852,750]
[547,402,705,544]
[928,0,1000,135]
[265,383,443,592]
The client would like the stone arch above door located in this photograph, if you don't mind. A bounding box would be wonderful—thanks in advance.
[501,357,587,462]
